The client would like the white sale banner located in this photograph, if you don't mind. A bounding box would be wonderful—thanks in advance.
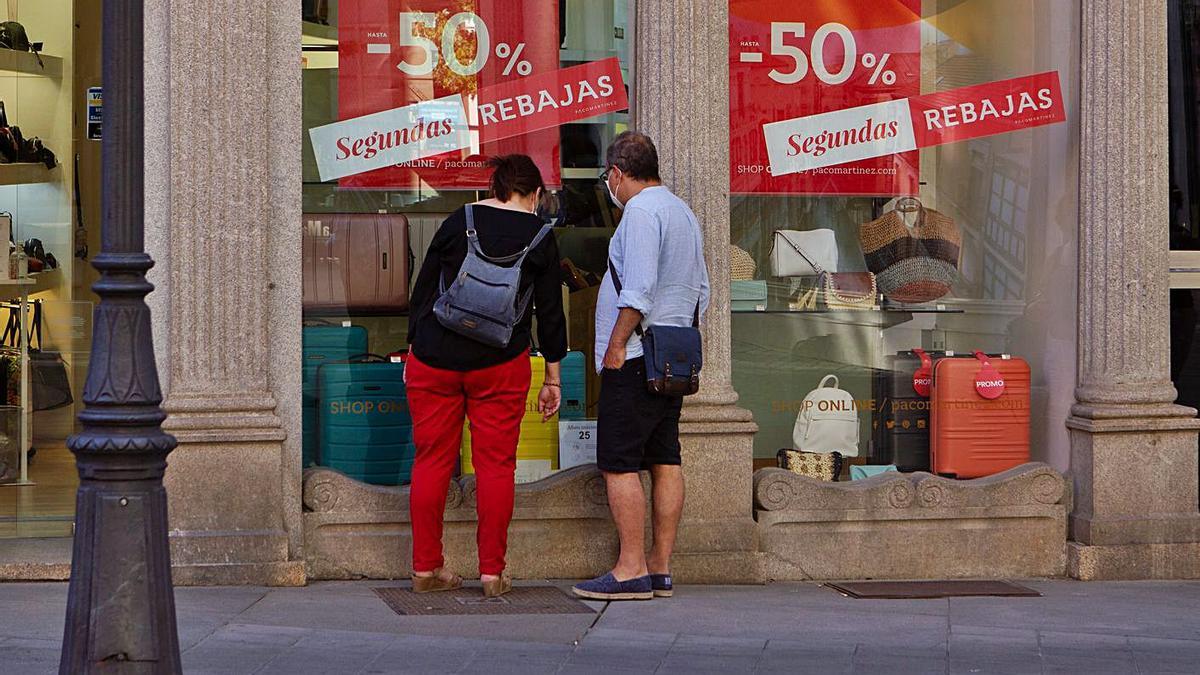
[308,94,471,182]
[763,99,917,178]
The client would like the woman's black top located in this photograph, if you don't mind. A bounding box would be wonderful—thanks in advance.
[408,204,568,371]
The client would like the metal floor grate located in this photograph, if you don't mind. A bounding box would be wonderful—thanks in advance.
[373,585,597,616]
[824,580,1042,599]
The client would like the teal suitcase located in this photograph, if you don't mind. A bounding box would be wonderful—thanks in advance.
[303,324,368,467]
[560,351,587,420]
[318,357,414,485]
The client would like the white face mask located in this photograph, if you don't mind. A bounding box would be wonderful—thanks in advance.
[606,169,625,210]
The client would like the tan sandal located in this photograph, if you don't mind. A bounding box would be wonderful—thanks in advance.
[481,573,512,598]
[411,568,463,593]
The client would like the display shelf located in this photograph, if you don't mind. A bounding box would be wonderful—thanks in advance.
[562,167,602,180]
[0,269,63,301]
[731,304,966,332]
[0,50,63,78]
[564,112,630,126]
[560,48,620,62]
[0,163,57,186]
[302,21,338,45]
[731,306,965,315]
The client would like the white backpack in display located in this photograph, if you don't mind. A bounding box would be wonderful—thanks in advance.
[792,374,860,456]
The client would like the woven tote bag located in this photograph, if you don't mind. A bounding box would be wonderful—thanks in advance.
[859,201,962,303]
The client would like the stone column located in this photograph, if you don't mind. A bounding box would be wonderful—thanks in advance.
[145,0,305,586]
[634,0,761,582]
[1068,0,1200,579]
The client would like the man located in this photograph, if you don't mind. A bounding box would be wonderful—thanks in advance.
[573,131,710,601]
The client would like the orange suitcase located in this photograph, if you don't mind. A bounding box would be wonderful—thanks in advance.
[930,352,1031,479]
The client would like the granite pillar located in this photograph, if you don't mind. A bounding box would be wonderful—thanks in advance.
[1068,0,1200,579]
[146,0,305,586]
[634,0,761,582]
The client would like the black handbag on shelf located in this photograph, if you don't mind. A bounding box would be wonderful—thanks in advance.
[0,22,29,52]
[0,301,72,412]
[0,102,53,168]
[0,21,43,69]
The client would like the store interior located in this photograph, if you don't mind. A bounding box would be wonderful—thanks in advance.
[0,0,101,539]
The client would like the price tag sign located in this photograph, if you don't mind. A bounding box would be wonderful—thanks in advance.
[730,0,921,195]
[559,420,598,469]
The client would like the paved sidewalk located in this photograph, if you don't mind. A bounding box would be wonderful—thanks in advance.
[1,579,1199,673]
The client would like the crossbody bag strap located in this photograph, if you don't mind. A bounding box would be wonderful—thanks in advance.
[608,260,702,332]
[607,259,644,337]
[777,231,825,275]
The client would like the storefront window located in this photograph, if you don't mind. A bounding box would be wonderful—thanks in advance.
[301,1,632,486]
[729,0,1079,478]
[1169,0,1200,410]
[0,0,99,538]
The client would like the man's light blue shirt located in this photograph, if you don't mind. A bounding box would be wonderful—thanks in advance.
[595,185,711,372]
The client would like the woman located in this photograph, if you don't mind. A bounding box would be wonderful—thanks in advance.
[405,155,566,598]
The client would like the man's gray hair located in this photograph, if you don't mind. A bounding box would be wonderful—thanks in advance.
[606,131,661,181]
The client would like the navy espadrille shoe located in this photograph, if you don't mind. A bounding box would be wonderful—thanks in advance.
[650,573,673,598]
[572,572,653,601]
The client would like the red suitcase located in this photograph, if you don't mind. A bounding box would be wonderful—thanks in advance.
[930,352,1031,479]
[303,213,410,315]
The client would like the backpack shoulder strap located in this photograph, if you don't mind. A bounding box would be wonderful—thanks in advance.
[514,224,553,266]
[465,207,551,266]
[464,204,485,258]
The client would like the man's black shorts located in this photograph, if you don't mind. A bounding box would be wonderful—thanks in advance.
[596,357,683,473]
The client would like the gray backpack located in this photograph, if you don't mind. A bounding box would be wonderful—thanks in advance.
[433,205,552,348]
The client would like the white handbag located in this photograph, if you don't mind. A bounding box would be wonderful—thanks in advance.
[792,374,860,456]
[770,229,839,277]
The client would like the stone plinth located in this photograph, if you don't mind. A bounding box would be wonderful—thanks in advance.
[755,463,1068,580]
[304,466,619,580]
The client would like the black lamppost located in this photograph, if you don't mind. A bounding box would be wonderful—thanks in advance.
[60,0,181,671]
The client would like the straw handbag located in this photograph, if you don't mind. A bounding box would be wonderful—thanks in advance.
[859,198,961,303]
[730,245,757,281]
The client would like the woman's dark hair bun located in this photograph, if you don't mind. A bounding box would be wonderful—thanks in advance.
[488,154,545,202]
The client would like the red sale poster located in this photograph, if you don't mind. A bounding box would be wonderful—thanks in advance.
[729,0,922,195]
[338,0,562,190]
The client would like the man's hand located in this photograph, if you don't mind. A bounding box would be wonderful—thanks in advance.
[605,307,643,371]
[603,342,627,371]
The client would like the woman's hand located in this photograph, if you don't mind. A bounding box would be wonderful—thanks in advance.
[538,383,561,421]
